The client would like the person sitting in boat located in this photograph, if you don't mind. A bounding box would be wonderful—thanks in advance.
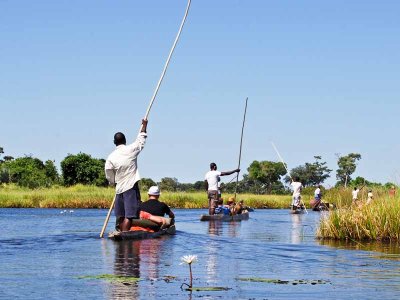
[366,190,374,204]
[290,177,303,210]
[205,162,240,215]
[310,185,322,209]
[140,186,175,228]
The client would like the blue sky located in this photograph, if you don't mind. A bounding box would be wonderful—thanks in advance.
[1,0,399,187]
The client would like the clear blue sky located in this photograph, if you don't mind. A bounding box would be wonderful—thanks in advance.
[1,0,399,187]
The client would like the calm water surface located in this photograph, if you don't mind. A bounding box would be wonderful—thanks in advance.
[1,208,400,299]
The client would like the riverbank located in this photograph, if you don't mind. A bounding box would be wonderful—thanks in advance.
[317,195,400,241]
[0,184,292,209]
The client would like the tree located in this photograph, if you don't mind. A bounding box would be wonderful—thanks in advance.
[336,153,362,187]
[61,153,107,186]
[140,178,157,191]
[247,160,287,194]
[44,160,59,183]
[159,177,179,192]
[285,156,331,186]
[5,156,52,188]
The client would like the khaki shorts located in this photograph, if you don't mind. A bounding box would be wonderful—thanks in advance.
[208,190,219,209]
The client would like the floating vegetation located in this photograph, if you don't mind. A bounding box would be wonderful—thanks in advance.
[237,278,329,285]
[78,274,140,284]
[185,287,231,291]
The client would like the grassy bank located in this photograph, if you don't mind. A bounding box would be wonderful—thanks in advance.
[317,194,400,241]
[0,184,292,209]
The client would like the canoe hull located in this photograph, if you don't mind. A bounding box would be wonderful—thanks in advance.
[200,211,250,221]
[108,225,176,241]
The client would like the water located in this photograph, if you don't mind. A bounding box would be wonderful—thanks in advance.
[1,208,400,300]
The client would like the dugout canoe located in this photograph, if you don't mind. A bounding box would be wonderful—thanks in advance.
[289,208,306,214]
[200,211,250,221]
[108,219,176,241]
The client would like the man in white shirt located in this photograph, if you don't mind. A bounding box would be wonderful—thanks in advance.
[290,177,303,210]
[105,119,148,232]
[204,162,240,215]
[352,187,360,204]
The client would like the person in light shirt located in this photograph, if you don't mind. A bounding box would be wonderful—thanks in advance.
[366,190,374,204]
[105,119,148,232]
[290,177,303,210]
[204,162,240,215]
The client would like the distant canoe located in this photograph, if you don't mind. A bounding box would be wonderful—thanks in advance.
[200,211,250,221]
[108,224,176,241]
[312,203,335,212]
[290,208,306,215]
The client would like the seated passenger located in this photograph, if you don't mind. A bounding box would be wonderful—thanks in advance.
[140,186,175,228]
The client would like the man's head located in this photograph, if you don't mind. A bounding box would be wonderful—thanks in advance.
[354,187,357,191]
[294,176,300,182]
[148,186,160,199]
[114,132,126,146]
[210,162,217,170]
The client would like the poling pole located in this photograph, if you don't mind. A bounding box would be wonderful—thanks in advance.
[234,97,248,201]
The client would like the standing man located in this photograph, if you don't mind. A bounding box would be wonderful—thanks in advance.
[204,162,240,215]
[105,119,148,232]
[290,177,303,210]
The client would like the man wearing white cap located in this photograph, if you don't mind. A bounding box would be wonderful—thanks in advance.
[140,186,175,226]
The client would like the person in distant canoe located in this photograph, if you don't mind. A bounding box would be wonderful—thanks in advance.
[366,190,374,204]
[352,185,365,204]
[310,185,322,209]
[140,186,175,227]
[205,163,240,215]
[290,177,303,210]
[389,186,396,198]
[105,119,148,232]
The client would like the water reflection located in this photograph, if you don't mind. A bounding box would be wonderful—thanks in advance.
[320,239,400,257]
[207,220,222,236]
[110,240,141,299]
[290,214,303,244]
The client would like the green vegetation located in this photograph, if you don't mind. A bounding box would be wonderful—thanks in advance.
[0,184,292,209]
[77,274,140,283]
[237,278,329,285]
[317,191,400,241]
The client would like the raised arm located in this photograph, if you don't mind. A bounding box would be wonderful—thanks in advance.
[220,168,240,176]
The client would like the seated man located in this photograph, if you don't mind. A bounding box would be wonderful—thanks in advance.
[140,186,175,228]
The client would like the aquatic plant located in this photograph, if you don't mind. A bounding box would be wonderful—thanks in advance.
[180,254,197,289]
[317,195,400,241]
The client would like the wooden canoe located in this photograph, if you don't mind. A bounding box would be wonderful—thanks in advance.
[200,211,250,221]
[290,208,306,214]
[108,224,176,241]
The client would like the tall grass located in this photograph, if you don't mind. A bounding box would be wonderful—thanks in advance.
[317,193,400,241]
[0,184,292,209]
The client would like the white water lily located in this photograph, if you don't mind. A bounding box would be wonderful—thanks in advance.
[180,255,198,265]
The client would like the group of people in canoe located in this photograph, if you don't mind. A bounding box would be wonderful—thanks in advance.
[104,120,248,234]
[104,119,175,233]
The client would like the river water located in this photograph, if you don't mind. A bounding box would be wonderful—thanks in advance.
[1,208,400,300]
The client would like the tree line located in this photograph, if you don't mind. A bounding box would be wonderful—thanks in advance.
[0,146,394,192]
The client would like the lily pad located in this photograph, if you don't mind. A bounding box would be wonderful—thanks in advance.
[77,274,141,284]
[237,278,329,285]
[186,287,231,291]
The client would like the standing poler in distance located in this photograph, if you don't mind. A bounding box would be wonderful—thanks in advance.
[290,176,303,211]
[205,163,240,215]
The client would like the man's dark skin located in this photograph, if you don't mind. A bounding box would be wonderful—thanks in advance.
[204,163,240,191]
[115,119,148,232]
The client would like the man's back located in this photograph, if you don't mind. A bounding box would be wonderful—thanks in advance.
[141,199,171,217]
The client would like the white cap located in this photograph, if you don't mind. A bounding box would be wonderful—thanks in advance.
[148,186,160,196]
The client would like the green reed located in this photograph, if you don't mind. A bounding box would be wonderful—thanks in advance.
[0,184,292,209]
[317,193,400,241]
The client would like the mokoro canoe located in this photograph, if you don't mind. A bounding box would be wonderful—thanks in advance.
[200,211,250,221]
[108,225,176,241]
[290,208,306,214]
[312,203,336,212]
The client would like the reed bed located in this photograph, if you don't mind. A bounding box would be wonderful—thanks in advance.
[0,184,292,209]
[317,194,400,241]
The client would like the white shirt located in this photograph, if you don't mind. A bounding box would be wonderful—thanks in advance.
[314,188,321,197]
[367,192,373,201]
[105,132,147,194]
[205,170,222,191]
[291,181,302,197]
[352,189,359,200]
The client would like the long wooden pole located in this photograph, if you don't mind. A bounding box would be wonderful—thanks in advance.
[100,0,192,238]
[234,97,248,201]
[271,142,308,214]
